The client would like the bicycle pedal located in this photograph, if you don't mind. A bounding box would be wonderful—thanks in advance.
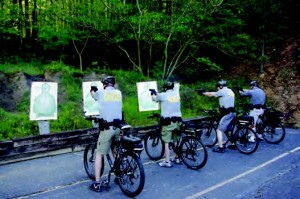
[101,180,109,186]
[100,185,110,192]
[169,142,175,150]
[100,181,110,191]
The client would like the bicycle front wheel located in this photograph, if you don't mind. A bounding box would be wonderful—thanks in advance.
[116,151,145,197]
[233,127,259,154]
[262,122,286,144]
[83,144,104,180]
[144,131,165,160]
[180,136,208,170]
[198,123,218,148]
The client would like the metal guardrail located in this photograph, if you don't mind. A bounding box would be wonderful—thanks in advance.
[0,125,157,165]
[0,116,206,164]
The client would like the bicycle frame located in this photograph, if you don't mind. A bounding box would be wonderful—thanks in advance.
[83,116,145,197]
[256,107,286,144]
[144,113,208,169]
[223,115,253,144]
[198,109,259,154]
[169,121,197,152]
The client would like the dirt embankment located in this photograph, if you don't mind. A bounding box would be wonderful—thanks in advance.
[229,37,300,127]
[263,38,300,126]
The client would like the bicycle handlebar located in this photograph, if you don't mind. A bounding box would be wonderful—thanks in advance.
[200,109,219,117]
[84,116,101,121]
[147,113,161,119]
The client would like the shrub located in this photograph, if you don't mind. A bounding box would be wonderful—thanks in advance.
[0,62,219,141]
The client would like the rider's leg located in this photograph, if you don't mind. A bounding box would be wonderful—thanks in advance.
[95,128,115,180]
[250,108,264,132]
[111,129,121,158]
[249,109,264,140]
[212,128,225,152]
[89,152,103,192]
[95,153,103,182]
[90,128,115,192]
[165,143,170,162]
[159,123,174,167]
[215,112,235,150]
[172,124,181,159]
[216,129,224,148]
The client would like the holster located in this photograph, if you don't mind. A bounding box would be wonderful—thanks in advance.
[100,119,125,130]
[99,120,110,131]
[219,107,235,117]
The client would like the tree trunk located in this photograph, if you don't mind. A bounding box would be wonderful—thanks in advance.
[31,0,38,40]
[25,0,30,40]
[18,0,24,45]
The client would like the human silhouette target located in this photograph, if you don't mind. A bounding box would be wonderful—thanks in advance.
[30,82,57,120]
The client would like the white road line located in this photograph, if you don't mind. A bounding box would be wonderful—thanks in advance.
[186,146,300,199]
[14,158,162,198]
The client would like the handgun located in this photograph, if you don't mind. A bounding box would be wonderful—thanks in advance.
[233,86,244,92]
[91,86,98,92]
[149,89,157,95]
[196,89,205,95]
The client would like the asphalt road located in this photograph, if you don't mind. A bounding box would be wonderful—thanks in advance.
[0,128,299,199]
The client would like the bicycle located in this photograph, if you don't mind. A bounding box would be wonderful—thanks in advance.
[197,109,259,154]
[83,116,145,197]
[143,113,208,170]
[236,103,286,144]
[256,107,286,144]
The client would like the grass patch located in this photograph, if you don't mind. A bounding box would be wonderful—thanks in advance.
[0,62,221,141]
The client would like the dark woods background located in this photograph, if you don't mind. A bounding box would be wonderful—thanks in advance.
[1,0,299,81]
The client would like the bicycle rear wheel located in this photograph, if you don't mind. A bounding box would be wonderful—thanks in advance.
[233,127,259,154]
[180,136,208,170]
[144,131,165,160]
[261,122,285,144]
[83,144,104,180]
[116,151,145,197]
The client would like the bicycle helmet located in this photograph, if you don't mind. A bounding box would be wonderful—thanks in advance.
[250,80,259,87]
[216,80,227,88]
[102,76,115,85]
[163,81,174,90]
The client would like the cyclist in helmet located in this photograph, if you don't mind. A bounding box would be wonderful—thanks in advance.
[151,81,182,167]
[102,76,115,88]
[203,80,236,153]
[239,80,266,140]
[89,75,123,192]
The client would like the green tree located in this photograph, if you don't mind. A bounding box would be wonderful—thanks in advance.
[94,0,258,80]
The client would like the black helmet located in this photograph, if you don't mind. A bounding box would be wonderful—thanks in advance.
[102,76,115,85]
[163,81,174,90]
[216,80,227,87]
[250,80,258,87]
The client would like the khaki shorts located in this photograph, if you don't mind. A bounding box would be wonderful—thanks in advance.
[161,122,181,143]
[218,112,235,133]
[96,127,120,154]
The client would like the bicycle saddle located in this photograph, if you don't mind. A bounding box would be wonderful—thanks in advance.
[119,124,132,130]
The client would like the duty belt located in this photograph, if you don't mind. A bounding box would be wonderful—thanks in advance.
[100,119,124,130]
[219,107,235,116]
[160,116,182,126]
[251,104,265,109]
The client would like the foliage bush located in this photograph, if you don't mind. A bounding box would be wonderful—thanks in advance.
[0,108,39,140]
[0,61,45,75]
[0,62,228,141]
